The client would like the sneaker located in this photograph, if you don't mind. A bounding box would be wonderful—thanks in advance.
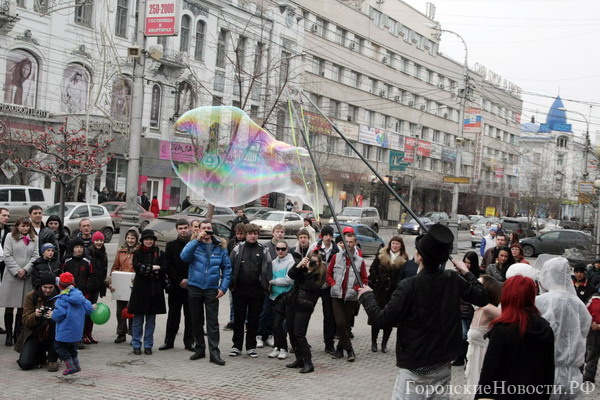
[256,336,264,348]
[223,322,234,331]
[247,349,258,358]
[47,362,59,372]
[266,335,275,347]
[229,348,241,357]
[268,348,280,358]
[277,349,288,360]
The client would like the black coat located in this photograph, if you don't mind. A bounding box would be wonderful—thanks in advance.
[165,237,190,291]
[62,255,97,296]
[476,316,555,399]
[37,226,58,256]
[128,246,167,315]
[367,248,406,309]
[88,246,108,298]
[288,265,321,311]
[361,269,489,369]
[229,215,250,239]
[30,257,61,289]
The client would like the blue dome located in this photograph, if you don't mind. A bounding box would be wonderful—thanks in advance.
[546,96,567,126]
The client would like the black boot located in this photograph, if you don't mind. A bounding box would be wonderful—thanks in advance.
[4,313,13,347]
[13,314,22,342]
[371,326,378,352]
[381,328,392,354]
[346,347,356,362]
[331,344,344,359]
[300,358,314,373]
[286,357,304,368]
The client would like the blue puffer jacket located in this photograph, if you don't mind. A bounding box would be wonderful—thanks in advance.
[180,237,232,292]
[51,287,93,342]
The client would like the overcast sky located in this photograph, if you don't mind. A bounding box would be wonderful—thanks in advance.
[402,0,600,142]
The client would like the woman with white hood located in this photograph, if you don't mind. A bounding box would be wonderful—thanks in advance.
[536,257,592,399]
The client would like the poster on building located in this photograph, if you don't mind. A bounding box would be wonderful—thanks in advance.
[3,49,38,108]
[150,85,162,127]
[416,139,431,157]
[145,0,180,36]
[305,111,332,136]
[358,125,389,148]
[159,140,202,162]
[332,119,359,141]
[389,133,403,150]
[430,144,442,159]
[463,108,482,133]
[442,148,457,163]
[60,64,89,113]
[495,165,504,178]
[485,207,496,217]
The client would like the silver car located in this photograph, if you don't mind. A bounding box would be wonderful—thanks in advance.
[469,217,499,247]
[253,211,304,238]
[329,207,382,233]
[43,202,115,242]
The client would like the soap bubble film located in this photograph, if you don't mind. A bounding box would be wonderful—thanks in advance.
[169,106,319,208]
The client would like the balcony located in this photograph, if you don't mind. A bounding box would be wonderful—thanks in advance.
[0,1,21,33]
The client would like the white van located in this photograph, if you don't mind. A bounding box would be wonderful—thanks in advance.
[0,185,52,223]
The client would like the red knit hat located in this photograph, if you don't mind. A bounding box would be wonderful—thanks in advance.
[92,231,105,242]
[59,272,75,289]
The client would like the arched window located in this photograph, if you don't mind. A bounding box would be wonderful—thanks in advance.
[194,20,206,61]
[110,76,133,122]
[557,136,568,148]
[60,64,91,113]
[180,15,191,52]
[176,81,195,115]
[150,84,162,127]
[3,49,38,108]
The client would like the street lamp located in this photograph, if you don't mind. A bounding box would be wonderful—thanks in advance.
[426,23,469,253]
[559,107,591,223]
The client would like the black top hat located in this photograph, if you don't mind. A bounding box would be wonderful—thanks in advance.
[140,229,157,243]
[415,224,454,268]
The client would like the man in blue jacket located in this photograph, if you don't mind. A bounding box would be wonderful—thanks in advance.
[180,220,231,366]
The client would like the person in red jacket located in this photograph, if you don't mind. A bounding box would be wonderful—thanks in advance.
[150,196,160,218]
[584,289,600,383]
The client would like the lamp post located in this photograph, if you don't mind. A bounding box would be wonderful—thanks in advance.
[559,107,590,224]
[427,24,469,253]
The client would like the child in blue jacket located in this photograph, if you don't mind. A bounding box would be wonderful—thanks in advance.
[51,272,94,375]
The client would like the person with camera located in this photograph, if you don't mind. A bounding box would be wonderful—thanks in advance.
[15,271,60,371]
[180,220,231,366]
[285,253,327,373]
[128,230,167,355]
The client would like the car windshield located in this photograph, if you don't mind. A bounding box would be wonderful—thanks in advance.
[339,208,362,217]
[262,212,284,221]
[102,204,120,212]
[185,207,207,216]
[44,204,77,215]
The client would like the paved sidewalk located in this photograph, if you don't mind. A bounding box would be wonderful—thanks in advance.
[0,293,597,399]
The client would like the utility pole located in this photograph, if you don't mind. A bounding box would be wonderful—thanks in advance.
[120,0,147,238]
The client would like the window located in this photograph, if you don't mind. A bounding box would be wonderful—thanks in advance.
[433,130,440,143]
[253,42,263,75]
[275,110,286,140]
[236,36,247,68]
[557,136,568,148]
[557,153,564,166]
[363,144,372,160]
[11,189,25,201]
[16,0,25,7]
[250,105,259,117]
[376,147,384,162]
[329,99,340,119]
[335,27,347,46]
[216,29,228,68]
[29,189,44,202]
[347,104,357,122]
[178,15,190,52]
[327,136,336,153]
[91,206,105,217]
[344,141,353,156]
[354,72,362,88]
[0,190,7,202]
[115,0,128,38]
[212,96,223,106]
[315,17,327,37]
[366,110,374,126]
[73,206,89,218]
[214,71,225,91]
[157,36,168,50]
[332,64,342,82]
[279,50,290,88]
[194,21,206,60]
[74,0,93,27]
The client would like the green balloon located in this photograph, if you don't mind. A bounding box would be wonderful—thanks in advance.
[90,302,111,325]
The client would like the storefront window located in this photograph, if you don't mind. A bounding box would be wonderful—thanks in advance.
[105,158,129,193]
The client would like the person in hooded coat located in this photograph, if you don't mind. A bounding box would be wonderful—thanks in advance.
[44,215,70,262]
[536,257,592,400]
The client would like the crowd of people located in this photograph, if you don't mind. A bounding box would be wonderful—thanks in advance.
[1,204,600,398]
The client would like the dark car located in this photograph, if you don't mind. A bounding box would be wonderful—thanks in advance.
[398,217,431,235]
[500,218,535,239]
[329,223,384,256]
[520,230,595,259]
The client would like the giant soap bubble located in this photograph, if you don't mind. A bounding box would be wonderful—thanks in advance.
[169,106,319,208]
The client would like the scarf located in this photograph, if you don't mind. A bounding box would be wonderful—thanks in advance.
[22,235,31,246]
[390,251,400,263]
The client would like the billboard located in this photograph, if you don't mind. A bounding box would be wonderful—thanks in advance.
[463,108,482,133]
[359,125,389,148]
[145,0,180,37]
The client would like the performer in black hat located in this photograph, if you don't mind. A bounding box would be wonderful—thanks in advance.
[358,224,489,398]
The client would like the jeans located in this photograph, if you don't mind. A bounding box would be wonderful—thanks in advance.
[165,288,193,347]
[132,314,156,349]
[286,306,313,362]
[54,341,78,362]
[318,288,336,347]
[188,287,221,358]
[332,298,357,350]
[461,318,470,341]
[115,300,132,336]
[584,330,600,381]
[18,336,57,370]
[392,365,451,400]
[228,291,234,323]
[258,297,274,340]
[232,292,264,350]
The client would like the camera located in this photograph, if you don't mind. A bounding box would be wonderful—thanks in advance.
[308,260,317,268]
[205,231,214,236]
[39,306,52,318]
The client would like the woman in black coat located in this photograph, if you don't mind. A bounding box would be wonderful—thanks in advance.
[128,230,167,355]
[367,236,407,353]
[45,215,70,262]
[284,253,327,374]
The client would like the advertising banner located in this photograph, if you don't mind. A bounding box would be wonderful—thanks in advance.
[145,0,180,37]
[305,111,332,136]
[463,108,482,133]
[359,125,389,148]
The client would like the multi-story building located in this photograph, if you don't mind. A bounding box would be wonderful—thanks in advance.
[0,0,523,222]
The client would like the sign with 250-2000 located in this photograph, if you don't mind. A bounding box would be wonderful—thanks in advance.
[145,0,180,37]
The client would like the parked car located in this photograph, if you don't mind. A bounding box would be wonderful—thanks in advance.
[101,201,155,232]
[328,223,385,256]
[500,218,536,239]
[296,210,322,231]
[468,215,482,223]
[456,214,471,230]
[145,216,231,250]
[0,185,52,223]
[253,211,304,238]
[398,217,432,235]
[329,207,381,233]
[42,202,114,242]
[520,230,595,259]
[424,211,449,226]
[469,217,499,247]
[558,220,581,230]
[176,205,236,226]
[540,219,563,233]
[243,207,276,221]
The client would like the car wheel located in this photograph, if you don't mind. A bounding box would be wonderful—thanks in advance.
[140,220,149,230]
[372,224,378,233]
[101,227,114,243]
[522,244,535,258]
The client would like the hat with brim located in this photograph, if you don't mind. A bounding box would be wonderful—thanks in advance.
[140,229,157,242]
[415,224,454,267]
